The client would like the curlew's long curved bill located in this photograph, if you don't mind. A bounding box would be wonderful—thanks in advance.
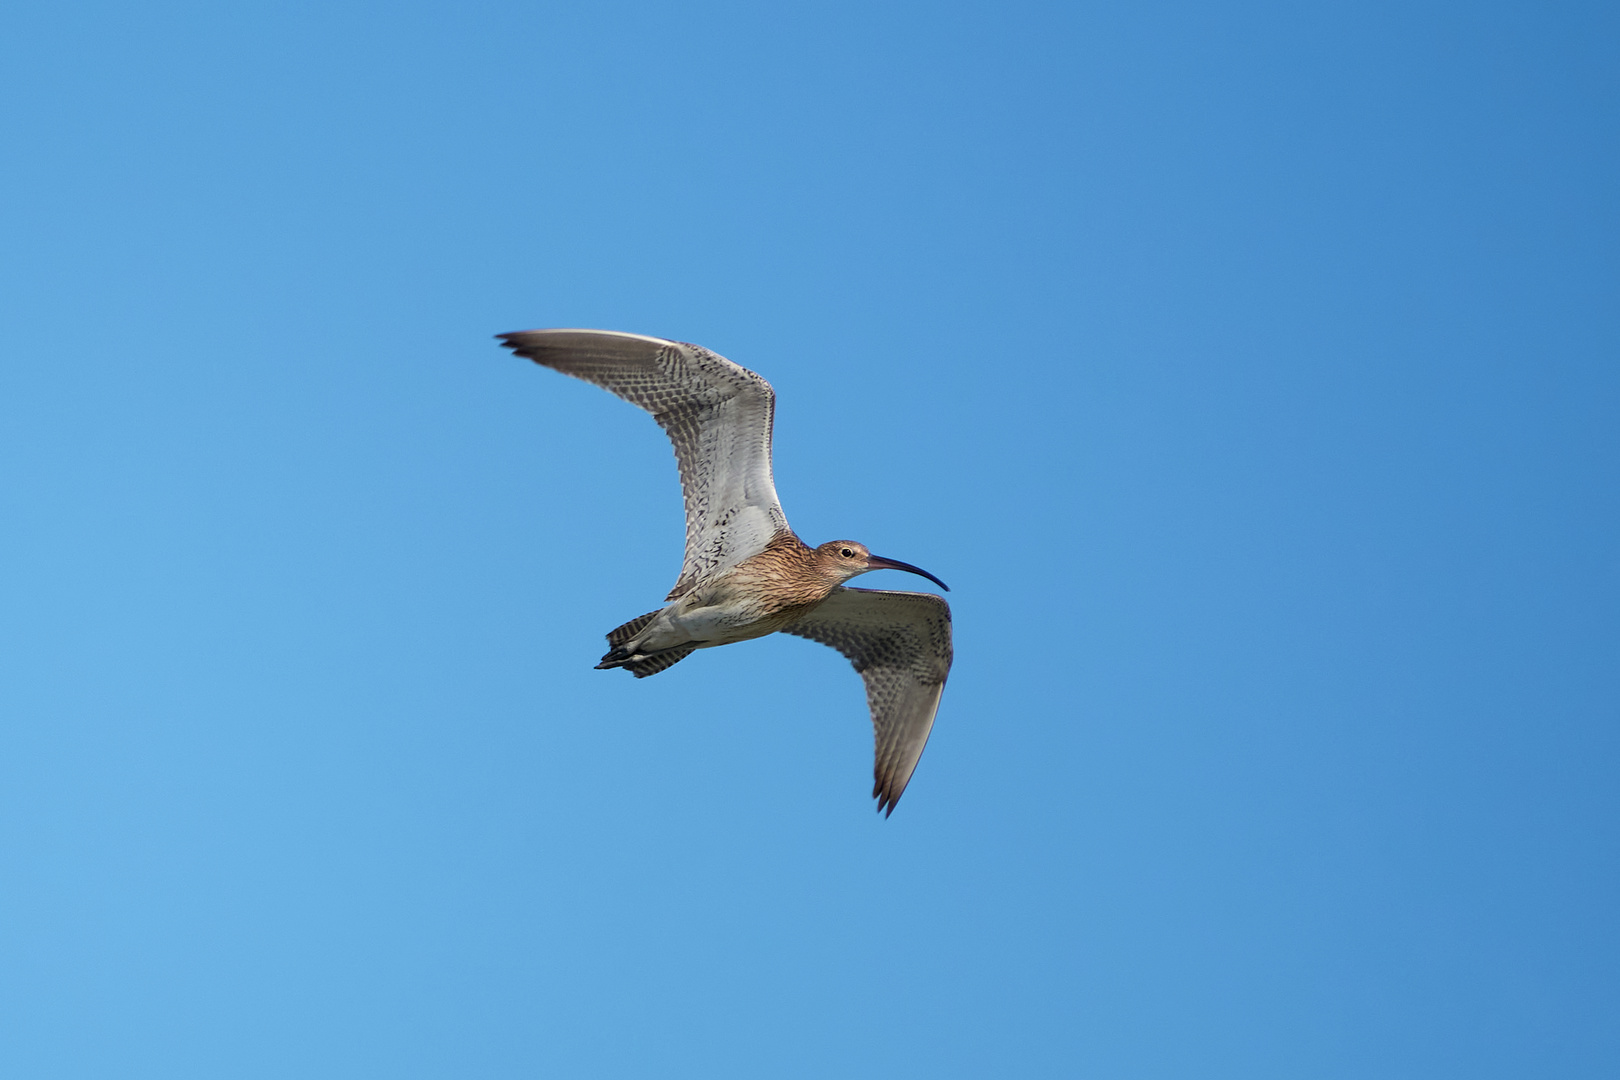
[866,555,950,592]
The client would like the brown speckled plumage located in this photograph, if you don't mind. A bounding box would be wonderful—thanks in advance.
[724,533,842,607]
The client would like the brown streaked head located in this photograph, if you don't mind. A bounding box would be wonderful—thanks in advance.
[813,541,950,592]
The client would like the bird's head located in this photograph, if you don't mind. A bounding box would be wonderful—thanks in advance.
[813,541,950,591]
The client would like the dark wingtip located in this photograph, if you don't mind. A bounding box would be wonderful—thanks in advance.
[874,778,901,817]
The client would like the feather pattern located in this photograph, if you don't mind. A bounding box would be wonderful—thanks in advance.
[497,329,790,599]
[782,587,954,815]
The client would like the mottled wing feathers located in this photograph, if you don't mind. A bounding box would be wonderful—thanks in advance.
[498,329,790,599]
[782,587,953,815]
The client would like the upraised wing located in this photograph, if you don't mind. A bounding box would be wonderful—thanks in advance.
[782,587,953,815]
[498,329,790,599]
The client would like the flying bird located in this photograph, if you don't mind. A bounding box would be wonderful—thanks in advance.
[498,329,953,815]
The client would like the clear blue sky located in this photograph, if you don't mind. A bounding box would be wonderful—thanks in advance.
[2,1,1616,1076]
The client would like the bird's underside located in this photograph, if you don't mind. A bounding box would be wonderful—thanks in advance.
[498,328,954,814]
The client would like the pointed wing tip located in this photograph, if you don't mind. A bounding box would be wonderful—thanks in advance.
[873,779,906,817]
[494,329,693,370]
[494,331,530,355]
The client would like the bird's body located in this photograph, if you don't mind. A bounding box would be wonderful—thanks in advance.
[611,533,828,653]
[498,329,953,814]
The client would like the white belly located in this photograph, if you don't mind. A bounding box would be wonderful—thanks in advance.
[636,590,812,653]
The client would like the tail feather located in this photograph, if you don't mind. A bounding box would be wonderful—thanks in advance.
[595,610,695,678]
[623,646,695,678]
[606,611,660,647]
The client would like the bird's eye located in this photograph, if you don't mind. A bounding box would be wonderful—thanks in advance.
[840,547,855,558]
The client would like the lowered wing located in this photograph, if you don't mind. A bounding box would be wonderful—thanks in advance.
[782,587,953,815]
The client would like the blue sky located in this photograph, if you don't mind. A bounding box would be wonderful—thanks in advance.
[2,1,1617,1076]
